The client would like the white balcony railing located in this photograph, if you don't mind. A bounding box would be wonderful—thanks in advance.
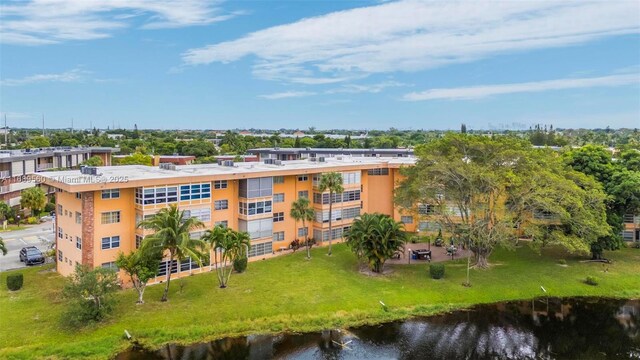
[0,170,10,178]
[37,163,54,171]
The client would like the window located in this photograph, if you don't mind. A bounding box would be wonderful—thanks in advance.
[180,183,211,201]
[135,186,178,205]
[101,189,120,199]
[75,193,82,199]
[313,228,344,242]
[298,227,308,237]
[214,180,228,189]
[621,231,634,241]
[157,260,178,277]
[180,257,202,272]
[298,190,309,199]
[58,250,63,262]
[102,262,119,271]
[57,204,63,215]
[101,211,121,224]
[58,226,63,238]
[418,204,436,215]
[273,212,284,222]
[367,168,389,176]
[273,193,285,203]
[313,190,360,204]
[135,235,143,249]
[273,176,284,184]
[401,216,414,224]
[215,220,228,228]
[75,211,82,224]
[248,241,273,257]
[239,200,272,216]
[214,200,229,210]
[238,218,273,239]
[342,171,361,185]
[343,190,361,202]
[101,236,120,250]
[76,236,82,250]
[297,175,308,181]
[64,210,68,216]
[273,231,285,241]
[418,221,441,231]
[342,207,360,220]
[183,208,211,222]
[239,177,273,198]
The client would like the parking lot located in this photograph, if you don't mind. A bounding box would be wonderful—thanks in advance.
[0,222,55,272]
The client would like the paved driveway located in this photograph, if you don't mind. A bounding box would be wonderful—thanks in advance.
[0,222,55,272]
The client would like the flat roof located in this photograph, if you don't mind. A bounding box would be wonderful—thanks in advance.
[37,157,415,192]
[247,147,414,155]
[0,147,118,162]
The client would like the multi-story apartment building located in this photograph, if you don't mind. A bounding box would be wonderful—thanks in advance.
[39,157,420,282]
[622,214,640,243]
[0,147,117,207]
[247,147,414,161]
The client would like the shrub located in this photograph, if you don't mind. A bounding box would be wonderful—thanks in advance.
[233,257,248,273]
[585,276,598,286]
[27,216,39,225]
[7,274,24,291]
[633,242,640,249]
[429,263,445,279]
[558,259,567,265]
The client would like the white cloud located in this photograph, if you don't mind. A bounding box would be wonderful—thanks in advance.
[327,80,407,94]
[182,0,640,84]
[258,91,316,99]
[1,0,235,45]
[1,68,91,86]
[402,73,640,101]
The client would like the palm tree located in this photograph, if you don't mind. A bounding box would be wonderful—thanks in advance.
[318,172,344,256]
[346,213,406,273]
[0,237,7,256]
[290,197,315,260]
[138,205,205,302]
[202,226,251,288]
[20,187,46,216]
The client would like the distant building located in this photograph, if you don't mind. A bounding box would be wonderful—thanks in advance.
[215,155,259,162]
[106,134,125,140]
[247,147,414,161]
[151,155,196,166]
[0,147,118,207]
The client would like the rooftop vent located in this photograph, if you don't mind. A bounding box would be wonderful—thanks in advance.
[80,166,98,175]
[159,163,177,171]
[318,157,326,162]
[222,160,234,167]
[309,157,317,162]
[263,158,275,165]
[273,160,282,166]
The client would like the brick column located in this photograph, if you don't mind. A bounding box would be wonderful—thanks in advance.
[81,191,95,268]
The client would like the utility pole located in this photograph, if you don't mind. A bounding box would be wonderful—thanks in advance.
[3,114,7,147]
[71,118,74,134]
[42,114,45,136]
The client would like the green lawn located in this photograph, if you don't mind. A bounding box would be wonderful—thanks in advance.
[1,244,639,359]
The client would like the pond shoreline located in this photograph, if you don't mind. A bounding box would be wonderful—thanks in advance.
[117,295,639,359]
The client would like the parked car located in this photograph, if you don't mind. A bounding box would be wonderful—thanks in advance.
[19,246,45,266]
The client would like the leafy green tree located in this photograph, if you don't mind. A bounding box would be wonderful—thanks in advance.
[0,202,11,222]
[115,152,152,165]
[20,187,46,216]
[318,172,344,256]
[82,155,103,166]
[138,205,206,301]
[564,145,640,259]
[22,136,50,148]
[202,226,251,288]
[62,265,119,327]
[620,149,640,172]
[397,134,609,268]
[346,213,406,273]
[0,238,6,256]
[115,248,162,304]
[290,197,315,259]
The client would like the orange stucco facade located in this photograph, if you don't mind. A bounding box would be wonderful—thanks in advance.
[49,160,419,283]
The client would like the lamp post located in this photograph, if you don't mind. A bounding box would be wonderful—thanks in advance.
[408,248,411,264]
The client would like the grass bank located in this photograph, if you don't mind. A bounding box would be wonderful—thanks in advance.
[1,244,639,359]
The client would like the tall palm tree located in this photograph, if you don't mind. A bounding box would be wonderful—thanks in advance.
[202,226,251,288]
[346,213,406,273]
[318,172,344,256]
[290,197,315,260]
[138,205,205,302]
[0,237,7,256]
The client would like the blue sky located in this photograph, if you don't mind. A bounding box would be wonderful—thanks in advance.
[1,0,639,130]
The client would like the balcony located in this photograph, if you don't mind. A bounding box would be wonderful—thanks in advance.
[0,170,10,178]
[37,163,54,171]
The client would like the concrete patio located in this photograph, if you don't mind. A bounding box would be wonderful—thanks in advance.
[387,244,472,265]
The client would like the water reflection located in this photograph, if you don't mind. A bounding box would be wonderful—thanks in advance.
[117,297,639,360]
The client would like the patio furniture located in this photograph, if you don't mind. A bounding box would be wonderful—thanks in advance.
[412,249,432,261]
